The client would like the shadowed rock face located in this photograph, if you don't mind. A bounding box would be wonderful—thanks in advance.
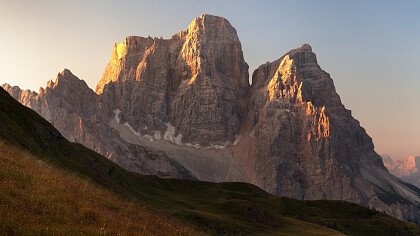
[2,14,419,222]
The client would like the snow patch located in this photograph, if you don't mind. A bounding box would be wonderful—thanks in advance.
[233,135,241,145]
[143,134,154,142]
[113,115,233,149]
[154,131,162,140]
[184,143,202,149]
[124,122,140,136]
[114,109,121,123]
[163,123,183,145]
[208,144,227,149]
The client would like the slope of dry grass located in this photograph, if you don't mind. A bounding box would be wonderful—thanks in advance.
[0,142,200,235]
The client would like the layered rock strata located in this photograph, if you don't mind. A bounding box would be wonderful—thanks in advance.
[3,14,419,222]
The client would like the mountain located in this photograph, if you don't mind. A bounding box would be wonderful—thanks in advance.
[2,87,420,235]
[2,14,420,222]
[2,70,194,179]
[381,155,420,188]
[391,156,419,178]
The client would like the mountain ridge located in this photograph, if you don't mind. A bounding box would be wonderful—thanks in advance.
[1,86,419,234]
[381,155,420,188]
[3,14,420,222]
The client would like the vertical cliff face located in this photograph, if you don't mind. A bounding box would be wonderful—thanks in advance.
[246,45,338,198]
[2,14,419,221]
[248,44,378,199]
[97,14,249,146]
[245,44,419,220]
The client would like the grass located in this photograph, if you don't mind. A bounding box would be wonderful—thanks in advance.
[0,87,419,235]
[0,142,200,235]
[0,142,341,236]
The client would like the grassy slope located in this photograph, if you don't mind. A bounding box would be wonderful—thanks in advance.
[0,87,418,235]
[0,142,199,235]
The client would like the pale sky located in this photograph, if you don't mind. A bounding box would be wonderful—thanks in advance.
[0,0,419,158]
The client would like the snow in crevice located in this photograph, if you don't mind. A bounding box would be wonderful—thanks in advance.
[124,122,154,142]
[142,134,154,142]
[114,109,153,142]
[233,135,241,145]
[124,122,140,136]
[113,109,237,149]
[114,109,121,123]
[163,123,183,145]
[154,131,162,140]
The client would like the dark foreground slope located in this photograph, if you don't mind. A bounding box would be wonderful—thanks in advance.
[0,87,418,235]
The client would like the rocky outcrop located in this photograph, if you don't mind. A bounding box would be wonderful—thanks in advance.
[3,14,419,222]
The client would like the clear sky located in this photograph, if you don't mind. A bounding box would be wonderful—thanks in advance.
[1,0,419,158]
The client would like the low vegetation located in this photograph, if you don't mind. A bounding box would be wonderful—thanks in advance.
[0,142,199,235]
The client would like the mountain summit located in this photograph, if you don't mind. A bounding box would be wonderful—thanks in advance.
[96,14,249,146]
[3,14,419,222]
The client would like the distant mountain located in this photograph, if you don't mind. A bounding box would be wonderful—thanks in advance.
[3,14,420,222]
[1,86,419,235]
[381,155,420,188]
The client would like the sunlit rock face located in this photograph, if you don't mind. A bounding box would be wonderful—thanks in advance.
[392,156,419,177]
[2,14,419,222]
[240,45,419,221]
[97,14,249,146]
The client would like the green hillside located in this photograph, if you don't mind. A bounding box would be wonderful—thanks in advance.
[0,87,418,235]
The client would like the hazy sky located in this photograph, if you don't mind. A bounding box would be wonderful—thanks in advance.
[1,0,419,158]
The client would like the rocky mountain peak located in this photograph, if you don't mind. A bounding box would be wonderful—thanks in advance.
[298,43,313,52]
[59,68,74,77]
[95,14,249,146]
[287,44,318,68]
[186,14,239,42]
[395,156,419,176]
[382,155,420,189]
[96,14,244,95]
[54,68,90,90]
[1,83,13,93]
[4,15,420,222]
[406,155,417,165]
